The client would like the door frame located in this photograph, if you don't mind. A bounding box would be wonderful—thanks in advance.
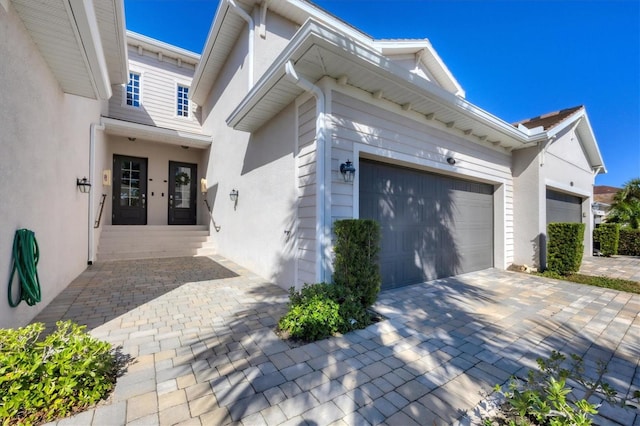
[168,161,198,225]
[112,154,148,225]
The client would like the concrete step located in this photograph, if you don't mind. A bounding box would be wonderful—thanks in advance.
[97,225,210,262]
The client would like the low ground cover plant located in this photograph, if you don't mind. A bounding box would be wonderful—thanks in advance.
[0,321,118,425]
[278,219,381,342]
[489,351,640,425]
[538,271,640,294]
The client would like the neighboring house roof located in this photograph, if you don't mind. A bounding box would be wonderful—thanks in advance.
[594,185,620,205]
[10,0,128,99]
[191,0,463,104]
[514,106,606,174]
[514,106,583,131]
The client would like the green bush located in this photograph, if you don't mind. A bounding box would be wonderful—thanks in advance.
[0,321,117,425]
[278,283,371,341]
[618,228,640,256]
[593,223,620,256]
[333,219,381,309]
[278,289,342,341]
[547,223,585,275]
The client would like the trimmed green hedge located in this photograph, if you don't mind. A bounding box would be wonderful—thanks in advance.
[619,229,640,256]
[593,223,620,256]
[333,219,381,309]
[547,223,585,275]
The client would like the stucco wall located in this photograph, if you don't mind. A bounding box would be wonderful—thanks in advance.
[512,145,544,267]
[0,2,102,327]
[200,8,299,288]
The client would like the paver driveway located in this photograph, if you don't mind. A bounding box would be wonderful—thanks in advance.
[37,255,640,425]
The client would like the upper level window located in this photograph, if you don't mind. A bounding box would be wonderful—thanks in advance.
[126,72,141,107]
[177,84,189,117]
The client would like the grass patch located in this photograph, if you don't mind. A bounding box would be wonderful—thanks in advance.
[538,271,640,294]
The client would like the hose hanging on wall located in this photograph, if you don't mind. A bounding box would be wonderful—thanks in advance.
[8,229,41,307]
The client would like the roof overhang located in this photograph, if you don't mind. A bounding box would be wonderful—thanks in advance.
[547,108,607,174]
[372,40,465,97]
[226,20,547,151]
[102,117,212,149]
[10,0,128,99]
[127,31,200,65]
[192,0,451,105]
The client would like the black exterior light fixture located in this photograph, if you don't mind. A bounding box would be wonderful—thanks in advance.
[229,189,239,210]
[76,177,91,193]
[340,159,356,183]
[446,157,456,165]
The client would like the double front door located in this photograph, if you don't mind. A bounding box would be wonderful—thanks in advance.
[112,155,197,225]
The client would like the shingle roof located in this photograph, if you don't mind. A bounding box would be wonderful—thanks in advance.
[513,105,583,131]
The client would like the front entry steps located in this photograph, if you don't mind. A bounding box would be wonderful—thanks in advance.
[97,225,215,261]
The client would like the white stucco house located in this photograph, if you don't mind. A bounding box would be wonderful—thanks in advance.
[1,0,605,328]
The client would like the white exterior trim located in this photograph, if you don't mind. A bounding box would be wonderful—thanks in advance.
[545,179,592,198]
[122,69,143,109]
[68,0,112,99]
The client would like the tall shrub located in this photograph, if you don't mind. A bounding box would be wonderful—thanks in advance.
[547,223,585,275]
[618,229,640,256]
[593,223,620,256]
[333,219,381,309]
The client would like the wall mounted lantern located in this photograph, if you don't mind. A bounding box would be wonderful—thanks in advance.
[76,177,91,193]
[446,157,456,165]
[340,159,356,183]
[229,189,239,210]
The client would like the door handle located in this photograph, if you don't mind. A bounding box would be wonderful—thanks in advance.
[169,194,173,207]
[142,194,146,208]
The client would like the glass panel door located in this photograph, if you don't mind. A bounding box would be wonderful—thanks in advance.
[168,161,197,225]
[112,155,147,225]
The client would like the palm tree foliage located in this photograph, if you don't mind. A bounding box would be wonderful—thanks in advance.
[607,178,640,229]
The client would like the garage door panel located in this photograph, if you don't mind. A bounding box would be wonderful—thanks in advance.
[546,189,582,224]
[360,159,493,290]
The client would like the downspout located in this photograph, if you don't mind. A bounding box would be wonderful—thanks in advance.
[88,122,104,265]
[227,0,254,87]
[285,61,329,283]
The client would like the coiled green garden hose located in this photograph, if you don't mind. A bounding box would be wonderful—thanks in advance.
[8,229,41,307]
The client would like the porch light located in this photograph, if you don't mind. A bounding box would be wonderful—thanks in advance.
[76,177,91,193]
[340,160,356,183]
[229,189,239,210]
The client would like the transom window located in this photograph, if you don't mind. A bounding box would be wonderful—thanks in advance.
[126,72,141,107]
[177,85,189,117]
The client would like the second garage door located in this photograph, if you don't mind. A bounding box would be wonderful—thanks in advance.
[359,159,494,290]
[546,189,582,224]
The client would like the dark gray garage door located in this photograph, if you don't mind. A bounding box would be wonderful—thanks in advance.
[546,189,582,224]
[360,159,494,290]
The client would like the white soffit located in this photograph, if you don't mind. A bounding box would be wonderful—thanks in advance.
[102,117,213,149]
[94,0,128,85]
[11,0,114,99]
[191,2,247,105]
[227,20,543,149]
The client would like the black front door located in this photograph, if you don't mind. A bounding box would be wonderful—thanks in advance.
[168,161,197,225]
[113,155,148,225]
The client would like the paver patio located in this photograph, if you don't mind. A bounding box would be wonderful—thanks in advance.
[35,255,640,425]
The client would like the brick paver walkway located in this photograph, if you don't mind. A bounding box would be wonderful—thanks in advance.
[581,255,640,283]
[36,256,640,425]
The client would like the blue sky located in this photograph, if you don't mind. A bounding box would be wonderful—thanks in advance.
[124,0,639,188]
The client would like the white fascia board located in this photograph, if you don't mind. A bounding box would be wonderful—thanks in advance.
[191,0,231,104]
[112,0,128,84]
[69,0,112,99]
[127,31,200,63]
[101,117,212,148]
[546,108,606,173]
[227,19,542,144]
[373,40,465,98]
